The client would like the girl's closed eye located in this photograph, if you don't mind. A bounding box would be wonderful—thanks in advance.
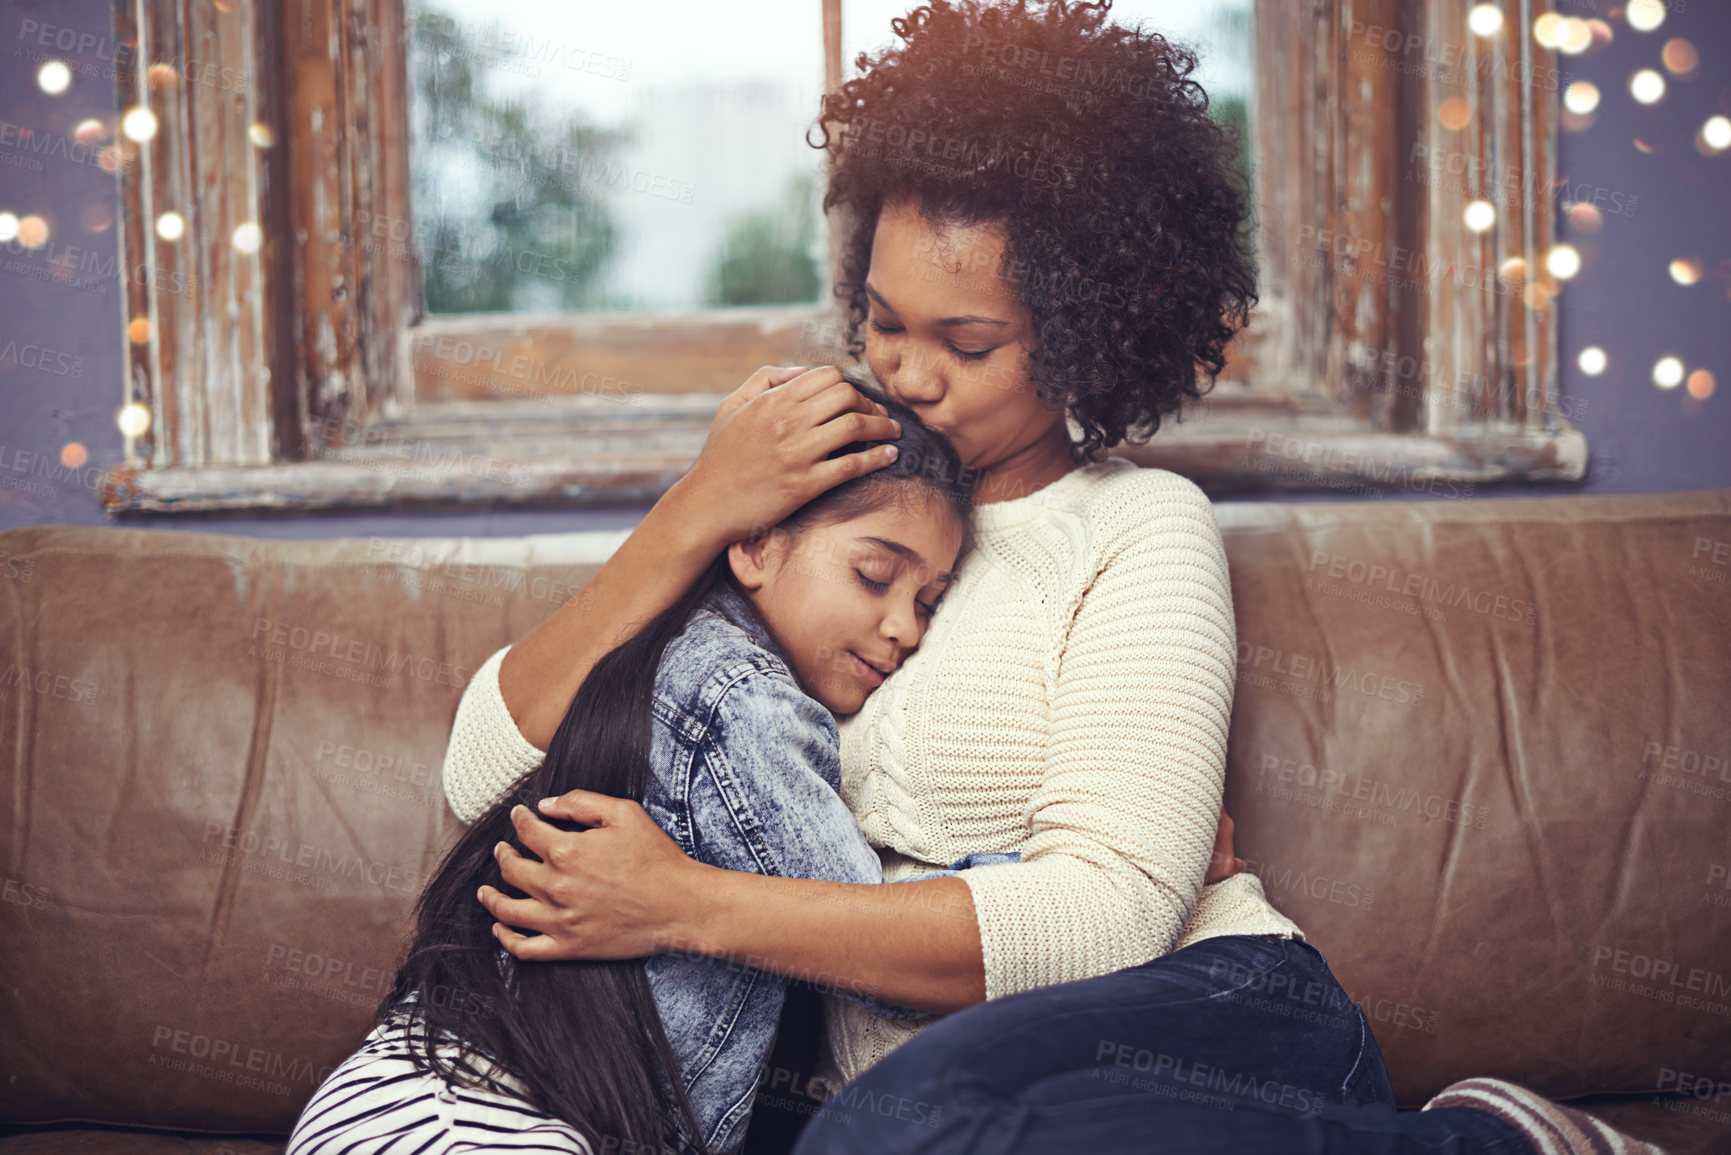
[854,569,939,616]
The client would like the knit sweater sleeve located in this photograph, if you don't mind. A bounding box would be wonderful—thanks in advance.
[440,644,547,824]
[958,473,1238,1001]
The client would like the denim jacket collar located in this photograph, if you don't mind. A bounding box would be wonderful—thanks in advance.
[699,579,789,668]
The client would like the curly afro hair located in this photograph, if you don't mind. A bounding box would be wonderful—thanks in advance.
[811,0,1257,460]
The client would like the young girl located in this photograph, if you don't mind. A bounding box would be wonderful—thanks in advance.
[285,381,975,1155]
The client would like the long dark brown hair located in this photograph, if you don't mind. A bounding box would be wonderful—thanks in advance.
[382,373,973,1155]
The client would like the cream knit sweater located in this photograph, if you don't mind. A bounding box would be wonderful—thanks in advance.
[439,457,1303,1086]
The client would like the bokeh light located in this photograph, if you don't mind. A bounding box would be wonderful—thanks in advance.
[1626,0,1665,33]
[0,212,17,243]
[1557,18,1592,55]
[155,212,186,242]
[1565,81,1601,115]
[1662,39,1698,76]
[60,443,88,469]
[248,122,275,148]
[1546,245,1582,280]
[1653,357,1684,389]
[1566,203,1603,232]
[121,107,158,142]
[1464,201,1497,233]
[127,318,152,345]
[232,222,262,254]
[1630,70,1666,105]
[1438,97,1473,131]
[36,61,71,95]
[1669,258,1704,286]
[1686,370,1715,400]
[1533,13,1566,50]
[1578,347,1608,376]
[1702,117,1731,153]
[118,403,152,439]
[1467,5,1504,38]
[17,215,50,248]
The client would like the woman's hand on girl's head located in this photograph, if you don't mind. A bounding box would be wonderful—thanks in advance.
[677,365,903,544]
[478,791,711,963]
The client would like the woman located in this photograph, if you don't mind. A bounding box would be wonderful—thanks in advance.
[290,390,976,1155]
[444,3,1658,1152]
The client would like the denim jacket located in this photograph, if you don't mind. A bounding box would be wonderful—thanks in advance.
[640,581,988,1154]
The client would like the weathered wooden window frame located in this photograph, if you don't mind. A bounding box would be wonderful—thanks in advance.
[100,0,1585,513]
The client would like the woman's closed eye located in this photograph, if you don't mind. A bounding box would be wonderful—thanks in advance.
[868,317,995,363]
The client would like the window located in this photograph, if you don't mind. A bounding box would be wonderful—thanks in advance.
[101,0,1583,513]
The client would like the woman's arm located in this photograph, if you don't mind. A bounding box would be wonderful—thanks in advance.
[441,366,900,821]
[498,366,902,750]
[482,792,985,1014]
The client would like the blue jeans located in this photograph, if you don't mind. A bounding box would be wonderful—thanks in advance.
[791,934,1534,1154]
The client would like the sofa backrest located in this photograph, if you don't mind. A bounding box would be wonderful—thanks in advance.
[1,488,1726,1132]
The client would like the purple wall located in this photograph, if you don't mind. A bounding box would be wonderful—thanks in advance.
[2,0,1726,540]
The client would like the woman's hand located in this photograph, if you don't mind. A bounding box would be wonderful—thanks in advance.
[1203,809,1246,885]
[479,791,710,962]
[674,365,903,543]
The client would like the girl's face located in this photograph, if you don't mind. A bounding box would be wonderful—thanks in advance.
[862,197,1070,479]
[728,494,966,716]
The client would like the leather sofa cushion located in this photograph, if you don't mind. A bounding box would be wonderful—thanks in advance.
[0,489,1727,1136]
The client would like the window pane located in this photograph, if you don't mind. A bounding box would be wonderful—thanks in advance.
[405,1,828,314]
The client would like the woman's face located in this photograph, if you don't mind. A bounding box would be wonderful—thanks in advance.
[728,495,965,716]
[862,197,1067,475]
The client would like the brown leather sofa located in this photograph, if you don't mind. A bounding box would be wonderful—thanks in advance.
[2,487,1729,1154]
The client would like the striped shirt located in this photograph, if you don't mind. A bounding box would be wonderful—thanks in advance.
[285,1010,595,1155]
